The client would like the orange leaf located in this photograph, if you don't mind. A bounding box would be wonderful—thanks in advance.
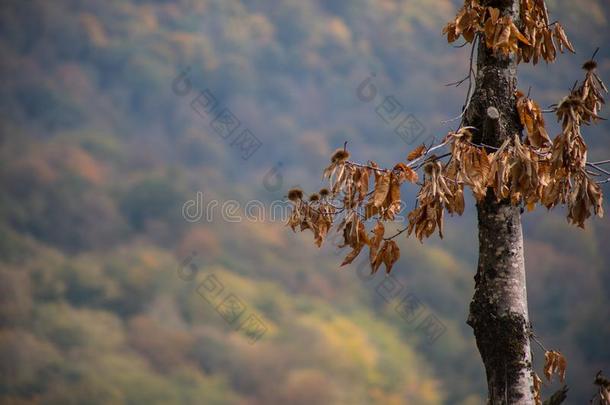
[407,144,426,161]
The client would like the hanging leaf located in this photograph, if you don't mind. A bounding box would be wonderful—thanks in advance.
[373,172,391,208]
[543,350,567,383]
[369,221,385,266]
[516,90,552,148]
[382,240,400,274]
[533,372,543,405]
[394,162,419,183]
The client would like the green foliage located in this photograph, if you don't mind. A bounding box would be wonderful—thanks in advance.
[119,177,185,231]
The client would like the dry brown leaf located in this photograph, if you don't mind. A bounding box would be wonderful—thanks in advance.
[394,162,419,183]
[341,244,364,266]
[382,240,400,274]
[544,350,567,383]
[516,90,552,148]
[407,144,427,161]
[373,172,391,208]
[554,23,574,53]
[369,221,385,265]
[533,372,542,405]
[371,241,388,274]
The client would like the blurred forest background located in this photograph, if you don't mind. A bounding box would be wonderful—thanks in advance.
[1,0,609,404]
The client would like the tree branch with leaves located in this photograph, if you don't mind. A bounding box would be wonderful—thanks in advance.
[286,0,608,402]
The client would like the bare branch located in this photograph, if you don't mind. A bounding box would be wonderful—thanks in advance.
[442,35,478,125]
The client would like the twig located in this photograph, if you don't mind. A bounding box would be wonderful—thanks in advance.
[587,162,610,176]
[446,75,470,87]
[529,332,548,352]
[466,139,499,151]
[458,34,478,127]
[596,178,610,184]
[384,226,409,241]
[453,41,470,48]
[347,161,390,173]
[442,35,478,125]
[412,152,452,171]
[407,140,451,168]
[591,47,600,61]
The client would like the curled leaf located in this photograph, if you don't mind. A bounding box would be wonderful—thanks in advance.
[407,144,426,161]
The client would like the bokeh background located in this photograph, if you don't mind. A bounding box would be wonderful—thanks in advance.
[1,0,609,404]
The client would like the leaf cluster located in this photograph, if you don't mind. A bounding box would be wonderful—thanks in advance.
[443,0,574,63]
[287,63,607,272]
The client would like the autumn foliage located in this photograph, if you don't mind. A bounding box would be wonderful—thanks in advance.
[287,0,607,277]
[443,0,574,63]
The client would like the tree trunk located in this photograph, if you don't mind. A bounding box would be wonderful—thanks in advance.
[464,0,535,403]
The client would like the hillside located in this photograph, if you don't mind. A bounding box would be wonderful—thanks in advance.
[1,0,609,403]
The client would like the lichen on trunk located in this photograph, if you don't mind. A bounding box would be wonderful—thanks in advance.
[468,195,533,403]
[464,0,535,403]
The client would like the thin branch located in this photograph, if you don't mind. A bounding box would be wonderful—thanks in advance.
[529,332,548,352]
[446,75,470,87]
[587,162,610,176]
[466,139,498,151]
[442,35,478,125]
[591,47,600,61]
[346,161,390,173]
[458,34,478,128]
[453,41,471,48]
[384,226,409,241]
[412,152,452,171]
[596,178,610,184]
[407,140,451,168]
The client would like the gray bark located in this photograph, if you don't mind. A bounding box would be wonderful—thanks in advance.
[464,0,535,403]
